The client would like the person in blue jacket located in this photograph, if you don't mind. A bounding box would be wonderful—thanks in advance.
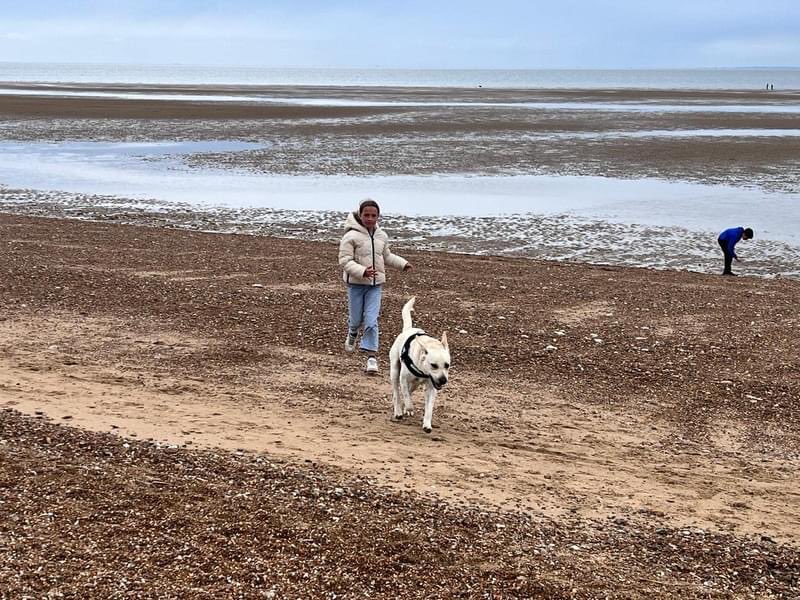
[717,227,753,276]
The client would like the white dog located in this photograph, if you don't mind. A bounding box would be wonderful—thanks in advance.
[389,296,451,433]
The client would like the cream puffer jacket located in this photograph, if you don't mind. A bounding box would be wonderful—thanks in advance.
[338,211,408,286]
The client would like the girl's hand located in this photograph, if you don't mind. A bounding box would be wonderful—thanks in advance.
[364,266,377,278]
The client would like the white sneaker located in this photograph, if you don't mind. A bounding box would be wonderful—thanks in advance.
[365,356,379,374]
[344,332,357,352]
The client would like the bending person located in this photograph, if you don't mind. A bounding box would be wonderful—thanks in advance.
[717,226,753,276]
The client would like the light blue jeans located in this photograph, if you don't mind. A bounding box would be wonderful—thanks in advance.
[347,284,383,353]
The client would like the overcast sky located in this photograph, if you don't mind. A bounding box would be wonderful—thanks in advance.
[1,1,798,69]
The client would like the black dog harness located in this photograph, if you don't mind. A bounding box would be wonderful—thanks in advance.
[401,331,431,380]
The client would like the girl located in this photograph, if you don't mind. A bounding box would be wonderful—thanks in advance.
[338,199,412,373]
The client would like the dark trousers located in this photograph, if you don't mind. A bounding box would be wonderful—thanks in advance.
[718,239,733,274]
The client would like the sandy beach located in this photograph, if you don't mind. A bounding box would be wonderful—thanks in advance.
[1,213,799,597]
[1,86,799,597]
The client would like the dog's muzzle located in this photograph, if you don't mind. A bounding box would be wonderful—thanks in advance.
[432,377,448,390]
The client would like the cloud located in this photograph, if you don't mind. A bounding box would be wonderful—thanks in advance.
[700,35,800,65]
[0,32,31,41]
[1,17,300,41]
[1,1,799,68]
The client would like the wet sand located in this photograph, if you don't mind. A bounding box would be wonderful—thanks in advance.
[1,83,799,279]
[1,84,799,194]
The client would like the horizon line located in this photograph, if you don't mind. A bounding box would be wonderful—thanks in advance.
[1,61,799,71]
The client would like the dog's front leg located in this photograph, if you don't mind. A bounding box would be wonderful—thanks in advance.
[422,386,437,433]
[392,389,404,420]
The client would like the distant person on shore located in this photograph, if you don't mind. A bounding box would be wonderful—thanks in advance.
[338,199,412,374]
[717,226,753,276]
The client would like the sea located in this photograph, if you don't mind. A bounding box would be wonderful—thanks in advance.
[1,62,799,277]
[2,62,800,89]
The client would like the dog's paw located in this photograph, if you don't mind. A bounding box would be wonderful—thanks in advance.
[403,408,414,417]
[393,414,404,421]
[423,426,432,434]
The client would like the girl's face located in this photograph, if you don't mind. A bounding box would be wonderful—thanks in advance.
[360,206,379,229]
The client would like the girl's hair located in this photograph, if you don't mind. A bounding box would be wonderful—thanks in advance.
[359,198,380,215]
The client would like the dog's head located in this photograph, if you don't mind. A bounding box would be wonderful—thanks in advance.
[419,332,450,390]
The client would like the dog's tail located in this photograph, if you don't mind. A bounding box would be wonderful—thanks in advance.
[401,296,416,331]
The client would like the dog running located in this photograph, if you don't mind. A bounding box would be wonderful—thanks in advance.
[388,296,451,433]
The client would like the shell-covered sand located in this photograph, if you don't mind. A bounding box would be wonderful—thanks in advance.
[1,214,798,598]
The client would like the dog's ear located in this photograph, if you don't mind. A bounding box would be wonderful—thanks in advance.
[441,331,448,350]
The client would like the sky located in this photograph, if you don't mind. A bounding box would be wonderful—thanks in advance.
[1,0,799,69]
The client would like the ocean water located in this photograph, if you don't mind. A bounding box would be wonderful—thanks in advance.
[1,62,799,90]
[0,140,796,235]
